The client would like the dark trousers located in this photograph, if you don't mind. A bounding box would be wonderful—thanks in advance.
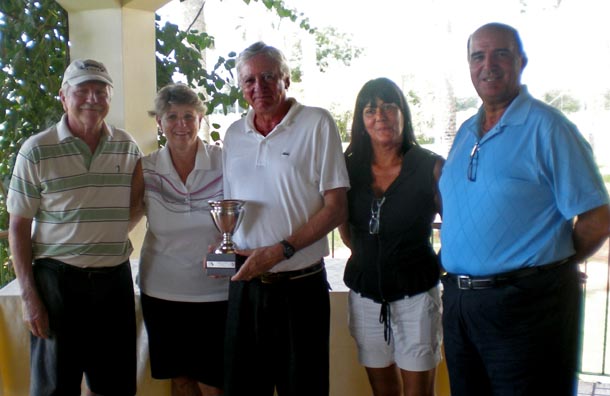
[224,269,330,396]
[441,262,582,396]
[31,258,136,396]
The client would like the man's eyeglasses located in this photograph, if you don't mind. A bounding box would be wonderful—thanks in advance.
[363,103,400,119]
[467,142,480,182]
[369,197,386,235]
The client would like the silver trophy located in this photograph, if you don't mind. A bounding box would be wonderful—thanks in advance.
[205,199,246,276]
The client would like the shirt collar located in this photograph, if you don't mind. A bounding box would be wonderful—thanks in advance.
[498,85,532,127]
[156,138,209,175]
[244,98,301,136]
[472,85,532,141]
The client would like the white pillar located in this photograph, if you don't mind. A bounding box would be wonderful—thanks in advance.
[55,0,171,155]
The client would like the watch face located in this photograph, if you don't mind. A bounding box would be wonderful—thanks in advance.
[281,240,295,258]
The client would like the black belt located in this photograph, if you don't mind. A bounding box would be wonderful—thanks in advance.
[445,259,571,290]
[35,258,128,275]
[258,261,324,284]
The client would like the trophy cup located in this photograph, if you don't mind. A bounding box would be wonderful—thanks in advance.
[205,199,246,276]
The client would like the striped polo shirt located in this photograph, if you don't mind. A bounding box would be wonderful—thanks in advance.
[7,114,141,268]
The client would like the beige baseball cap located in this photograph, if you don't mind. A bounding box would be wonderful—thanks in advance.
[61,59,113,87]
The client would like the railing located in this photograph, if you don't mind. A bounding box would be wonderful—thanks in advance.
[580,237,610,377]
[328,223,610,380]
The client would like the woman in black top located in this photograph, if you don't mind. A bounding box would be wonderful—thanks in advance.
[339,77,444,396]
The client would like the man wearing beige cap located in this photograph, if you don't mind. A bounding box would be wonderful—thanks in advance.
[7,59,141,396]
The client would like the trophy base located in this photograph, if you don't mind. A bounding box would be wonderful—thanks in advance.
[205,253,245,276]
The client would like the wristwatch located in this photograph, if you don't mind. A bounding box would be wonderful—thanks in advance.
[280,239,296,259]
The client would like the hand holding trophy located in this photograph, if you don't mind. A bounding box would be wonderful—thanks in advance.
[205,199,246,276]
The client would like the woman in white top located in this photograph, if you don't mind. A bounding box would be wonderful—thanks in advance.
[131,83,228,396]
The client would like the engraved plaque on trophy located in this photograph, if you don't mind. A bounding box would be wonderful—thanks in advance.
[205,199,246,276]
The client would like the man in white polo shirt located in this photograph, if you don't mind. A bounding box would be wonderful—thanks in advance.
[221,42,349,396]
[7,59,141,396]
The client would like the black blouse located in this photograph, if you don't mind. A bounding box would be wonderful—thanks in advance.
[343,145,442,303]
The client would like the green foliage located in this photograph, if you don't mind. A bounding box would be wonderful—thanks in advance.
[328,105,352,142]
[0,0,68,187]
[155,15,245,116]
[0,183,12,286]
[314,27,363,72]
[160,0,362,142]
[1,0,68,286]
[288,40,304,83]
[456,96,479,111]
[0,237,12,287]
[154,13,245,143]
[406,89,422,107]
[154,0,361,143]
[416,134,435,145]
[543,90,581,113]
[252,0,315,33]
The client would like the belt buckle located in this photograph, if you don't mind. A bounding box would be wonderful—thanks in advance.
[457,275,472,290]
[260,272,284,284]
[259,273,274,284]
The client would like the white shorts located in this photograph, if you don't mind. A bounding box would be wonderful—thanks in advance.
[348,286,442,371]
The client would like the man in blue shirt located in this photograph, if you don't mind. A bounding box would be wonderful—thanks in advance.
[440,22,610,395]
